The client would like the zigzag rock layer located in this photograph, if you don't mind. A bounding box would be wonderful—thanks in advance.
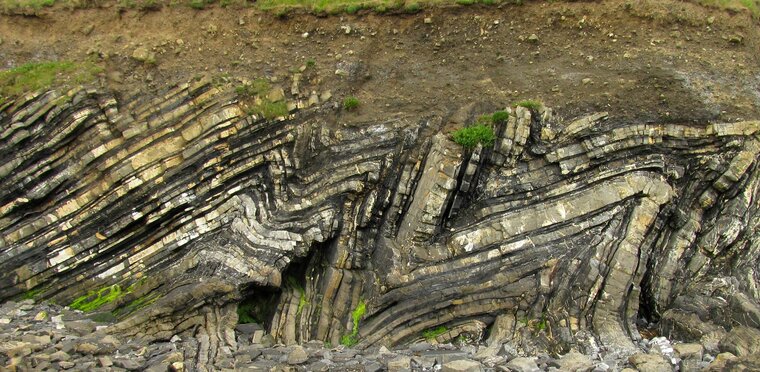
[1,79,759,369]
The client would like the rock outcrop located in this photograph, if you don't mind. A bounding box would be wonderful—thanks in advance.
[1,79,758,370]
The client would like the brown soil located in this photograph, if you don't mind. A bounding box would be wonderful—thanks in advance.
[1,0,759,127]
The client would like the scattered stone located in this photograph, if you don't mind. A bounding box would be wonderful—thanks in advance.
[287,345,309,365]
[114,358,143,370]
[131,46,156,64]
[260,334,275,347]
[387,356,411,371]
[170,361,185,371]
[557,350,594,371]
[424,17,432,24]
[628,353,671,372]
[728,34,744,44]
[442,359,482,372]
[719,326,760,356]
[34,310,48,321]
[705,352,737,371]
[527,34,539,43]
[267,86,286,102]
[58,360,76,369]
[99,356,113,367]
[582,78,592,85]
[506,357,540,372]
[82,24,94,35]
[49,350,71,362]
[673,343,703,360]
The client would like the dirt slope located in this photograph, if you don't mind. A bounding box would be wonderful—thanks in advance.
[1,0,759,127]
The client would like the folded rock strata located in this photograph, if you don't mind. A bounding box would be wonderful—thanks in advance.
[0,80,758,369]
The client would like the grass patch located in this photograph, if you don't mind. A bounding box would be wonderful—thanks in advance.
[422,325,448,340]
[514,99,543,111]
[343,96,360,111]
[452,124,496,149]
[249,100,289,119]
[0,61,102,100]
[492,110,509,125]
[340,298,366,347]
[235,78,271,98]
[697,0,760,17]
[1,0,54,13]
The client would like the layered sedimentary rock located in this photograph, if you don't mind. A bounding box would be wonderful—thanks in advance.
[1,80,758,369]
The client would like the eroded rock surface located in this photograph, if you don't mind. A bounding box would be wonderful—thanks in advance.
[0,80,758,370]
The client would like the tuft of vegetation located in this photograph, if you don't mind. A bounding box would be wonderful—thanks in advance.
[515,99,543,111]
[306,58,316,67]
[343,96,360,111]
[455,0,475,4]
[340,298,366,347]
[452,124,496,149]
[0,61,102,99]
[189,0,207,9]
[249,100,289,119]
[422,325,448,340]
[403,1,420,12]
[697,0,760,17]
[1,0,54,13]
[235,78,271,98]
[492,110,509,124]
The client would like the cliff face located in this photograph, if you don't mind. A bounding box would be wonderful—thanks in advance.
[1,73,758,369]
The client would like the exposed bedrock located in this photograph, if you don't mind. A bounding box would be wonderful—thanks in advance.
[1,80,758,369]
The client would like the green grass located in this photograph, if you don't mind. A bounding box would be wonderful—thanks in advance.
[514,99,543,111]
[340,298,366,347]
[452,124,496,149]
[343,96,360,111]
[697,0,760,16]
[249,100,289,119]
[3,0,756,17]
[0,61,102,100]
[235,78,271,98]
[422,325,448,340]
[1,0,54,13]
[492,110,509,125]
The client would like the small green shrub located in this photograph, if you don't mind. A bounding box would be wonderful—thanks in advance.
[343,96,360,111]
[456,0,475,5]
[306,58,316,67]
[492,110,509,124]
[515,99,543,111]
[452,124,496,149]
[422,325,448,340]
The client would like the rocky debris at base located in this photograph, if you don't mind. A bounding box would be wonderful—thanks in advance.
[1,300,752,371]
